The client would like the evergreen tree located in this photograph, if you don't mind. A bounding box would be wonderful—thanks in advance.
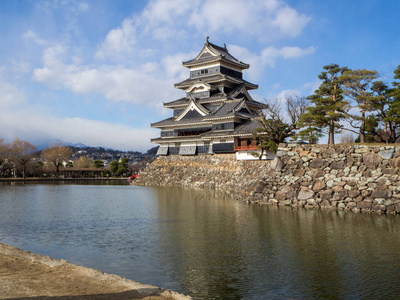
[368,81,393,142]
[386,65,400,142]
[296,124,323,144]
[339,68,379,143]
[299,64,348,144]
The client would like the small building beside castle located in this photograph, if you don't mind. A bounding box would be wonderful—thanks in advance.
[152,38,272,159]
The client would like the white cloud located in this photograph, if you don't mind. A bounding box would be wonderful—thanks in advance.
[302,78,322,95]
[78,3,89,11]
[272,6,309,37]
[33,44,183,109]
[189,0,310,41]
[95,0,311,60]
[161,51,197,80]
[0,81,26,108]
[0,109,155,151]
[277,89,301,100]
[260,46,315,66]
[22,30,48,45]
[229,44,315,80]
[0,70,26,108]
[140,0,198,38]
[95,18,137,60]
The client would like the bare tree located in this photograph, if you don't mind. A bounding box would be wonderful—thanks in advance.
[254,95,308,158]
[10,138,37,179]
[0,139,11,177]
[74,156,94,168]
[340,131,355,144]
[41,143,73,177]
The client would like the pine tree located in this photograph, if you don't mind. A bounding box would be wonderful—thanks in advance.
[386,65,400,142]
[340,68,379,143]
[299,64,348,144]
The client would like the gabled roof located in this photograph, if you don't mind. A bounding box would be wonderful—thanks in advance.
[175,98,210,121]
[232,119,263,135]
[174,74,258,90]
[163,97,189,108]
[151,116,212,128]
[203,99,254,121]
[228,83,254,101]
[185,82,214,94]
[182,37,249,70]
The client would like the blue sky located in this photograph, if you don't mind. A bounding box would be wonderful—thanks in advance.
[1,0,399,151]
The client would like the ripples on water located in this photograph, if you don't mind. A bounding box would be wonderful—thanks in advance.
[0,182,399,299]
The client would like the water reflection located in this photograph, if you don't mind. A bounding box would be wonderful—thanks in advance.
[0,184,399,299]
[153,187,400,299]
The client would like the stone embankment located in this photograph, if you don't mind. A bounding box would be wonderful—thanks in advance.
[135,144,400,214]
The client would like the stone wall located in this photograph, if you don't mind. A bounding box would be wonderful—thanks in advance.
[134,144,400,214]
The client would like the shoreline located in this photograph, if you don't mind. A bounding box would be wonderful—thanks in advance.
[0,177,129,182]
[0,242,190,299]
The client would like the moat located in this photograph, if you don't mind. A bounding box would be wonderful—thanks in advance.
[1,182,400,299]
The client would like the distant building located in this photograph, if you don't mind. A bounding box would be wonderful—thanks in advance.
[152,38,270,157]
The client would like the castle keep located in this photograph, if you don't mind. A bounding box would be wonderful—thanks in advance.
[152,38,267,156]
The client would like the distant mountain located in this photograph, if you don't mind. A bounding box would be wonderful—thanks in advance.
[64,142,88,148]
[34,140,88,150]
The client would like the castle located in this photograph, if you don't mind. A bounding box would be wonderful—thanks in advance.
[152,38,268,157]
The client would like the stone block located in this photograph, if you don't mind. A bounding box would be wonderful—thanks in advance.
[320,199,331,207]
[333,189,348,200]
[313,170,325,178]
[371,189,391,199]
[374,198,385,205]
[363,152,382,168]
[357,201,372,209]
[298,188,314,200]
[321,189,333,200]
[372,204,386,213]
[309,158,328,169]
[313,180,326,192]
[280,200,292,206]
[293,169,305,177]
[307,198,317,205]
[276,150,287,157]
[348,189,360,198]
[330,161,345,170]
[270,157,284,171]
[390,157,400,168]
[275,191,286,200]
[386,205,395,213]
[347,202,357,209]
[378,149,395,160]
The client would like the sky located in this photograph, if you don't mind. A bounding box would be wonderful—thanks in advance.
[1,0,399,152]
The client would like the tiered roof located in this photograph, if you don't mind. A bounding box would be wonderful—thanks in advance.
[182,37,249,69]
[152,38,266,144]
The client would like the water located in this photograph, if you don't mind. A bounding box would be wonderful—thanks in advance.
[0,182,400,299]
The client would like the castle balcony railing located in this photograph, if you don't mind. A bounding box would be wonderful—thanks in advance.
[234,145,259,151]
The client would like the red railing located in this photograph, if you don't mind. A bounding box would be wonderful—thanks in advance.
[234,145,259,151]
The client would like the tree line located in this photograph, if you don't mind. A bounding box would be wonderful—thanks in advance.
[0,139,151,179]
[254,64,400,156]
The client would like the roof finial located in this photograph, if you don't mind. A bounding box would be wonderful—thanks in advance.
[206,36,209,43]
[224,43,227,49]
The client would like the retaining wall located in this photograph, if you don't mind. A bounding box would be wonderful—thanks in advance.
[134,144,400,213]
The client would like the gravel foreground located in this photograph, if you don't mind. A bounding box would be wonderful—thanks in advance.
[0,242,191,299]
